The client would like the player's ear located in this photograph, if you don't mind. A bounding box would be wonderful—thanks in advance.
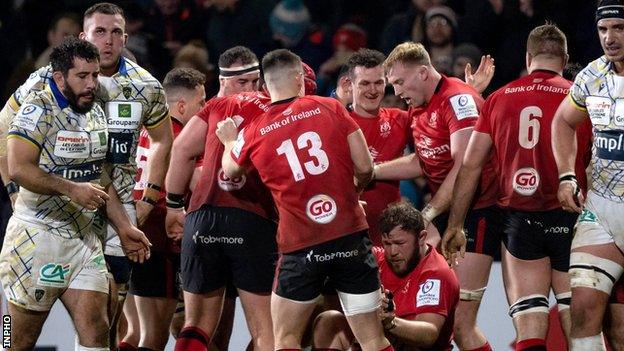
[525,52,532,71]
[79,32,86,40]
[417,229,427,246]
[52,71,66,91]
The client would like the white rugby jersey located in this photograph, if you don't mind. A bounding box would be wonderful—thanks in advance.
[570,56,624,203]
[7,80,108,238]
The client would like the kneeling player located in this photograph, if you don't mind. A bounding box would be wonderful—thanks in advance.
[313,202,459,351]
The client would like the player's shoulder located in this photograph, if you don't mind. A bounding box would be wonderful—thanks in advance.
[576,56,611,84]
[299,95,343,109]
[14,65,53,103]
[419,247,456,279]
[121,58,162,86]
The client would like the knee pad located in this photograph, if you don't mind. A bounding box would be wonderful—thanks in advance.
[569,252,623,295]
[509,294,549,318]
[460,287,486,302]
[336,290,380,316]
[555,292,571,312]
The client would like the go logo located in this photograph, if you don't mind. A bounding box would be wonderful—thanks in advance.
[512,167,540,196]
[217,168,246,191]
[306,194,337,224]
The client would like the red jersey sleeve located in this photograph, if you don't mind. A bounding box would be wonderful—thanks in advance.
[474,96,494,135]
[412,268,459,319]
[443,93,480,134]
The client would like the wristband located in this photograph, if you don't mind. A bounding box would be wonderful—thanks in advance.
[5,181,19,196]
[558,172,577,183]
[166,193,185,209]
[421,204,440,223]
[146,183,162,191]
[141,196,157,206]
[559,173,580,197]
[372,164,379,181]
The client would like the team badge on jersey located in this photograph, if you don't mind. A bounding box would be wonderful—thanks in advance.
[15,104,44,131]
[306,194,337,224]
[449,94,478,120]
[217,168,246,191]
[122,86,132,99]
[416,279,441,307]
[512,167,540,196]
[380,120,391,138]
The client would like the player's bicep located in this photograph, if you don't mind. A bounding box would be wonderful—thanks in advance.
[347,129,373,174]
[145,115,173,146]
[449,127,473,163]
[7,135,40,180]
[462,131,492,169]
[173,115,208,159]
[555,96,589,129]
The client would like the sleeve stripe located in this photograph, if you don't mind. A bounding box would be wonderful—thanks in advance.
[568,94,587,112]
[8,95,20,111]
[144,112,170,130]
[7,132,42,151]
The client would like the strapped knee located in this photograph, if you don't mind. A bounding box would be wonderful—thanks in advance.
[460,287,486,302]
[508,294,549,318]
[569,252,623,295]
[555,292,571,312]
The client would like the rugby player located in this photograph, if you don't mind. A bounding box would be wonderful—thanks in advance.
[374,42,499,351]
[444,24,592,350]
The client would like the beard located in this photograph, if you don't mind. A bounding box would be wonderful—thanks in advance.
[63,85,95,114]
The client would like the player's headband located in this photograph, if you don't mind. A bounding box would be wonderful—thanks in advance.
[219,62,260,78]
[596,5,624,23]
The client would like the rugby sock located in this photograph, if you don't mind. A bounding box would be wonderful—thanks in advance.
[515,338,546,351]
[466,341,492,351]
[117,341,138,351]
[174,326,210,351]
[570,333,607,351]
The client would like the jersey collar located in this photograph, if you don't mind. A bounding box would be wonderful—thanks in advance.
[49,78,70,109]
[118,57,129,76]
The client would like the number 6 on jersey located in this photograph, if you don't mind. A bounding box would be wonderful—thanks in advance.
[276,131,329,181]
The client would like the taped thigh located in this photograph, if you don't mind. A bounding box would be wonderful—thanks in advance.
[569,252,623,295]
[336,290,380,316]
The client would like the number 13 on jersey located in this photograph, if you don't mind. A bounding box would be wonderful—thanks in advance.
[276,131,329,181]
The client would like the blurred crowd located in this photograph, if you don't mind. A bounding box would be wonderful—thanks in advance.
[0,0,603,102]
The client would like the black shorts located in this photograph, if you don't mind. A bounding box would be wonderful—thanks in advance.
[105,254,132,285]
[433,206,502,258]
[181,205,277,294]
[274,231,380,302]
[130,251,181,298]
[502,208,577,272]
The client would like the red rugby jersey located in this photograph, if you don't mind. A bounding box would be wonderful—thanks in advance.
[411,75,497,209]
[232,95,368,253]
[189,93,277,220]
[351,107,412,246]
[474,70,592,211]
[375,245,459,351]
